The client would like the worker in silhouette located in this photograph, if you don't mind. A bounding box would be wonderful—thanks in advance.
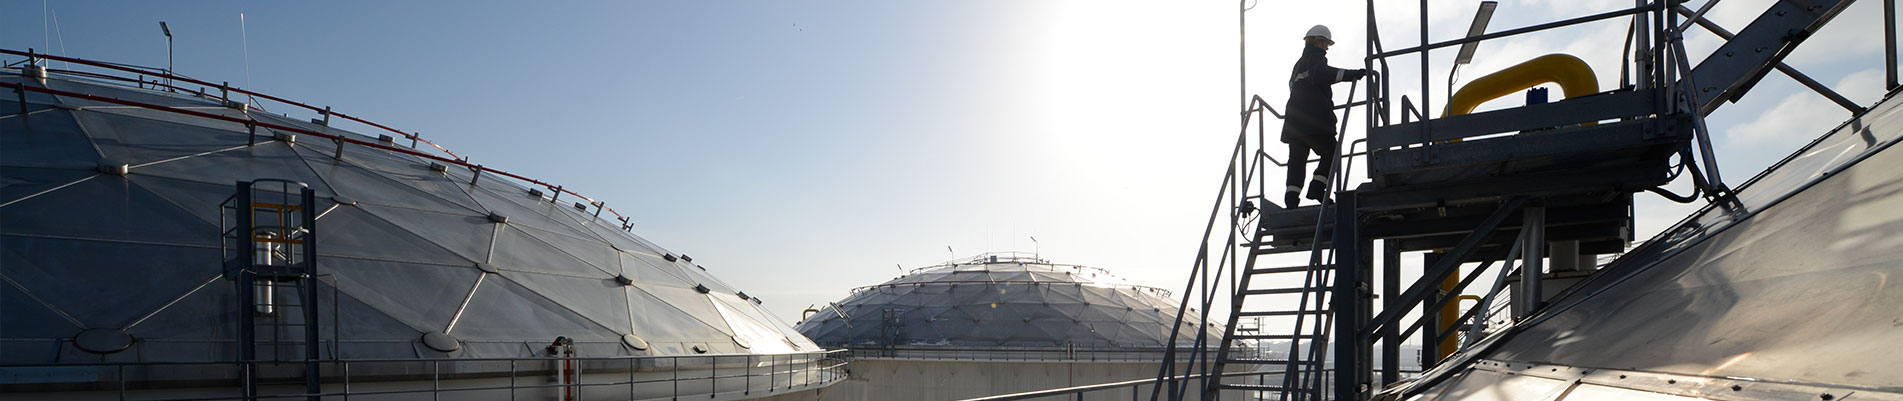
[1283,25,1369,208]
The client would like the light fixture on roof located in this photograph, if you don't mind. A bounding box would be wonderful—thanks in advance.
[159,22,174,90]
[1455,2,1498,66]
[1449,1,1499,107]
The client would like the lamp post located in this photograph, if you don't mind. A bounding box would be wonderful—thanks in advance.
[159,21,173,91]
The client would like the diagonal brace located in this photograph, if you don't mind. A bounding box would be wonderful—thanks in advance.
[1360,197,1527,339]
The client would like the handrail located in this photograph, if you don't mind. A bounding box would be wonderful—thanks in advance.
[1369,4,1652,59]
[1,49,461,159]
[966,370,1279,401]
[850,280,1174,297]
[0,72,631,222]
[0,349,849,401]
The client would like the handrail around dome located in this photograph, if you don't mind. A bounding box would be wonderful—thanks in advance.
[1,76,631,223]
[849,279,1174,298]
[961,370,1283,401]
[0,349,848,401]
[1,48,461,159]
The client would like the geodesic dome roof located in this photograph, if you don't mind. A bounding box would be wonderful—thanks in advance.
[794,253,1221,349]
[0,69,817,363]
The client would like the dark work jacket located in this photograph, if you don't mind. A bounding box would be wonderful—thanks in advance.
[1281,44,1354,143]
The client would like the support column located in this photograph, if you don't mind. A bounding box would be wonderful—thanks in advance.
[1331,191,1367,401]
[1518,206,1546,319]
[300,187,321,401]
[1418,252,1443,370]
[1380,243,1400,385]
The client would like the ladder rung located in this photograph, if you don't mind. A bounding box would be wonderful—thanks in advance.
[1215,384,1288,392]
[1236,310,1329,317]
[1245,265,1331,275]
[250,202,303,211]
[1230,334,1315,340]
[1240,287,1323,296]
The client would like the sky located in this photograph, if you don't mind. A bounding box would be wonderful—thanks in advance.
[3,0,1893,331]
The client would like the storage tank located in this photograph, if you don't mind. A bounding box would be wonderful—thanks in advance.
[0,53,841,400]
[795,252,1252,400]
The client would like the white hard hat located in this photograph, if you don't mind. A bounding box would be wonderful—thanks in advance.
[1304,25,1334,44]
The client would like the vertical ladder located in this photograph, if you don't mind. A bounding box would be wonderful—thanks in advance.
[222,179,321,401]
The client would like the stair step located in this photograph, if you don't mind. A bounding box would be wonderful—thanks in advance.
[1220,358,1291,365]
[1245,265,1331,275]
[1215,384,1288,392]
[1229,334,1315,340]
[1240,287,1323,296]
[1236,310,1329,317]
[1250,244,1317,255]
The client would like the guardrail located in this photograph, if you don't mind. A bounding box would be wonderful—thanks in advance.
[2,49,637,229]
[843,346,1226,363]
[0,349,847,401]
[958,370,1285,401]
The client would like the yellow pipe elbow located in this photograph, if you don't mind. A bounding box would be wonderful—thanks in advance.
[1445,53,1599,117]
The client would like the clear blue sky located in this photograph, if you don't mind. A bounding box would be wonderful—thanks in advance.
[5,0,1892,323]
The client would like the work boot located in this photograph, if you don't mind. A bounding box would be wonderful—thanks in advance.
[1285,191,1301,209]
[1306,187,1328,203]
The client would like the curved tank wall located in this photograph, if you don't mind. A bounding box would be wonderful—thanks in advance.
[0,67,834,399]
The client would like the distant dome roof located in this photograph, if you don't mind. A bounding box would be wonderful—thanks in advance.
[795,253,1221,349]
[0,72,816,362]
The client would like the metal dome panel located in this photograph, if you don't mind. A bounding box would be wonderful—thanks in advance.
[0,72,824,367]
[794,253,1220,350]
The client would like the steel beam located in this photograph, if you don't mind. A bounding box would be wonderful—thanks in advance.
[1331,191,1365,401]
[1380,243,1400,385]
[1519,206,1546,319]
[1367,89,1660,149]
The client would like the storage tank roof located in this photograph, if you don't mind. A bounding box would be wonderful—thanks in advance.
[794,253,1221,350]
[0,71,817,362]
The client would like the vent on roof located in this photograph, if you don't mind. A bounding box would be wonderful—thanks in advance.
[95,159,128,176]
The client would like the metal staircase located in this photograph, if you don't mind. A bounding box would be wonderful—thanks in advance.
[222,179,322,401]
[1148,77,1366,400]
[1154,0,1873,400]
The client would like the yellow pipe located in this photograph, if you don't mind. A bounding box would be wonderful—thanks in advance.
[1437,274,1461,359]
[1445,53,1599,118]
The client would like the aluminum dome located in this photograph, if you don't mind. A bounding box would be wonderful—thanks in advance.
[795,253,1221,350]
[0,67,818,364]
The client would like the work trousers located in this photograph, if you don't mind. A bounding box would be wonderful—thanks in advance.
[1284,135,1337,208]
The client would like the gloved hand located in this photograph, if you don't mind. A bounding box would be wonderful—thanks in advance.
[1344,69,1370,81]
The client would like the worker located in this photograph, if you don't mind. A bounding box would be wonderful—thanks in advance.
[1283,24,1369,208]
